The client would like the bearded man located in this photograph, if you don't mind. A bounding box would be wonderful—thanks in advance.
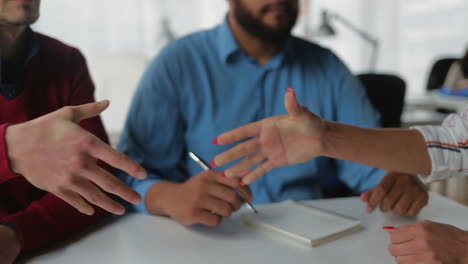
[117,0,428,226]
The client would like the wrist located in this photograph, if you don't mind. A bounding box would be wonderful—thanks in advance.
[5,124,27,175]
[146,181,181,216]
[321,121,338,157]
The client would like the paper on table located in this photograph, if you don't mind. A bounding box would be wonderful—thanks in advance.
[241,200,362,247]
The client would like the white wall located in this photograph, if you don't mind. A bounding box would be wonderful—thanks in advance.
[32,0,468,132]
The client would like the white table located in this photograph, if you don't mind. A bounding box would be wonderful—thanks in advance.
[25,193,468,264]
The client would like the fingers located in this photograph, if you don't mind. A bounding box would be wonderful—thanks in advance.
[380,187,404,212]
[242,161,275,185]
[215,174,253,202]
[85,167,141,205]
[366,173,396,213]
[213,138,260,168]
[223,152,266,178]
[394,254,436,264]
[68,100,110,123]
[389,240,419,257]
[71,177,126,215]
[201,196,234,218]
[360,191,371,202]
[56,189,95,215]
[407,196,428,217]
[89,139,147,180]
[285,87,303,116]
[392,193,415,215]
[194,210,222,227]
[215,121,262,145]
[390,224,418,244]
[207,184,243,211]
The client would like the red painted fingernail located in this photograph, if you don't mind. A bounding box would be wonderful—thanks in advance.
[212,138,219,145]
[383,226,395,230]
[287,87,295,93]
[240,181,246,186]
[221,171,227,178]
[210,160,217,167]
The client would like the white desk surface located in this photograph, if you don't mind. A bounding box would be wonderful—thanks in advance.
[25,192,468,264]
[407,91,468,113]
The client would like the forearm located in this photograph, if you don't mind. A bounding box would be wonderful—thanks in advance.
[0,124,20,184]
[2,194,107,252]
[322,121,431,176]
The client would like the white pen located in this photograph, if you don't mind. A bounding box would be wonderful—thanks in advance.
[188,152,258,214]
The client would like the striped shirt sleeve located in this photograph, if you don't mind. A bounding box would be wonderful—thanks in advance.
[412,108,468,183]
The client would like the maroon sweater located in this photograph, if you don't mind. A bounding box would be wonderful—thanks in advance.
[0,33,109,251]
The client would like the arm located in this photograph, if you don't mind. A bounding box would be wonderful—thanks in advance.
[0,49,144,252]
[212,88,433,184]
[325,56,386,192]
[323,121,430,176]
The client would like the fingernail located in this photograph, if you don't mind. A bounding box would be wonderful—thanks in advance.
[287,87,295,94]
[212,138,219,145]
[131,195,142,204]
[383,226,395,230]
[240,181,246,186]
[210,160,217,167]
[221,171,227,178]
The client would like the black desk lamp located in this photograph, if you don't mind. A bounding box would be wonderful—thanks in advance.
[315,10,379,72]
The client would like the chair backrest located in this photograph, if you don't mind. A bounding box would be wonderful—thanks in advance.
[357,74,406,128]
[427,58,458,91]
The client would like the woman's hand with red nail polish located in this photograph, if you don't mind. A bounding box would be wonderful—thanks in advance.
[212,88,326,185]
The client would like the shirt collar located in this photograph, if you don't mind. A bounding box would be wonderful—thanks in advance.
[217,17,241,63]
[217,17,296,67]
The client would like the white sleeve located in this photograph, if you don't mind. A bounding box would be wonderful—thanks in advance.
[411,108,468,183]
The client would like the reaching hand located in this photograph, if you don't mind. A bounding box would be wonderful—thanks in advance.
[211,88,325,185]
[387,220,468,264]
[360,172,428,216]
[5,101,147,215]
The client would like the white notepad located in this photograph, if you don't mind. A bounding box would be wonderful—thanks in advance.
[241,200,362,247]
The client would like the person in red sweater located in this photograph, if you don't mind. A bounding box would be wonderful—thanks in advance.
[0,0,146,262]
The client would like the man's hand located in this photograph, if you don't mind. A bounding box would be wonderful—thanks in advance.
[0,226,21,264]
[5,101,147,216]
[387,220,468,264]
[147,170,253,226]
[212,88,325,185]
[360,172,428,216]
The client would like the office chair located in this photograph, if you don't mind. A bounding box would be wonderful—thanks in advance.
[321,73,406,198]
[427,58,458,91]
[358,74,406,128]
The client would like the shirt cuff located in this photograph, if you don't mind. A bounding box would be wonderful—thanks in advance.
[411,126,462,184]
[0,123,20,184]
[131,178,161,214]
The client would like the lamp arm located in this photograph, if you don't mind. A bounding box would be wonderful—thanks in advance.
[328,12,379,71]
[329,13,378,46]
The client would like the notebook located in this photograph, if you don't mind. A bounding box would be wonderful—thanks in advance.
[241,200,362,247]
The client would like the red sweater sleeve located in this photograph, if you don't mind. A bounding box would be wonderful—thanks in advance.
[0,123,20,184]
[3,48,112,252]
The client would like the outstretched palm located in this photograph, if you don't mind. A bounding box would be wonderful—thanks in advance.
[213,88,325,184]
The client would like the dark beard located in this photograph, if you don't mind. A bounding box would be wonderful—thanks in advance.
[233,0,298,43]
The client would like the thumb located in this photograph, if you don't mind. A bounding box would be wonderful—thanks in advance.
[284,87,302,117]
[70,100,110,123]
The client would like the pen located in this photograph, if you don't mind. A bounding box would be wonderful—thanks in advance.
[188,152,258,214]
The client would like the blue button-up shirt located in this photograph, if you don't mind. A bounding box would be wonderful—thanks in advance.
[118,18,385,213]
